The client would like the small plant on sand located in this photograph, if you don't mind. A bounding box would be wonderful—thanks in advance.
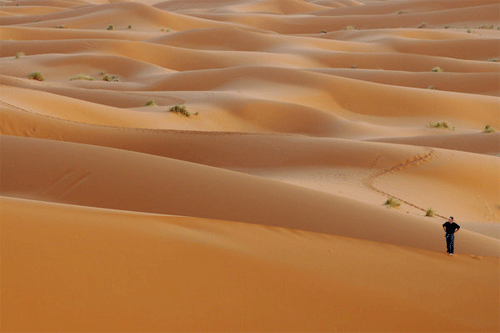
[70,74,94,81]
[102,74,119,82]
[478,24,494,29]
[55,25,65,29]
[128,25,132,29]
[427,85,434,89]
[144,99,157,107]
[319,30,327,34]
[15,51,25,59]
[27,71,44,81]
[351,65,357,69]
[107,24,114,30]
[397,10,403,14]
[417,22,426,28]
[431,66,443,72]
[483,125,495,133]
[425,208,435,217]
[161,28,170,32]
[427,121,451,129]
[444,25,450,29]
[384,197,401,208]
[343,25,355,30]
[487,57,499,62]
[467,29,472,33]
[169,105,190,117]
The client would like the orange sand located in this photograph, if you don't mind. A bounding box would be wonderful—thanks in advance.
[1,0,499,332]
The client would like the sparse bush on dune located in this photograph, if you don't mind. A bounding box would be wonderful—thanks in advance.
[107,24,114,30]
[27,71,44,81]
[417,22,426,28]
[343,25,355,30]
[15,51,24,59]
[487,57,499,62]
[169,105,190,117]
[70,74,93,81]
[478,24,494,29]
[425,208,435,217]
[144,99,157,107]
[102,74,119,82]
[427,121,452,129]
[128,25,132,29]
[431,67,443,72]
[483,125,495,133]
[55,25,65,28]
[384,197,401,208]
[319,30,327,34]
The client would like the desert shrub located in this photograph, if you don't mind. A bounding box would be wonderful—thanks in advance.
[431,67,443,72]
[487,57,499,62]
[467,29,472,33]
[417,22,426,28]
[319,30,327,34]
[478,24,493,29]
[128,25,132,29]
[351,65,357,69]
[428,121,451,129]
[102,74,119,82]
[343,25,355,30]
[384,197,401,208]
[15,51,24,59]
[444,25,450,29]
[169,105,190,117]
[70,74,93,81]
[27,71,44,81]
[483,125,495,133]
[425,208,435,217]
[107,24,114,30]
[144,99,157,106]
[397,10,403,14]
[427,85,434,89]
[55,25,65,28]
[161,28,170,32]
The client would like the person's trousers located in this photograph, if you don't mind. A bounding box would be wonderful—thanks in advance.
[445,233,455,254]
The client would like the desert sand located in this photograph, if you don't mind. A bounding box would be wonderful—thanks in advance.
[1,0,499,332]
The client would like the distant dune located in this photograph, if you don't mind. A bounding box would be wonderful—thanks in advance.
[1,0,499,332]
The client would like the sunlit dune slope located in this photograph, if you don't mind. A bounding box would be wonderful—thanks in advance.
[2,196,499,332]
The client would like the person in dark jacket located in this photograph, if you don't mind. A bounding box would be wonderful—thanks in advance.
[442,217,460,255]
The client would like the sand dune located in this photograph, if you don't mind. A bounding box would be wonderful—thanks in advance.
[1,0,499,331]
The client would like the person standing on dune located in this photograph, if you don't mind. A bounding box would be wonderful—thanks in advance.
[442,217,460,255]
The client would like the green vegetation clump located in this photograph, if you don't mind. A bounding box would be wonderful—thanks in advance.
[427,85,434,89]
[384,197,401,208]
[428,121,451,129]
[343,25,355,30]
[397,10,403,14]
[144,99,157,106]
[70,74,93,81]
[102,74,119,82]
[128,25,132,29]
[27,71,44,81]
[417,22,426,28]
[483,125,495,133]
[478,24,494,29]
[487,57,499,62]
[15,51,25,59]
[431,67,443,72]
[169,105,190,117]
[425,208,435,217]
[107,24,114,30]
[319,30,327,34]
[55,25,65,28]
